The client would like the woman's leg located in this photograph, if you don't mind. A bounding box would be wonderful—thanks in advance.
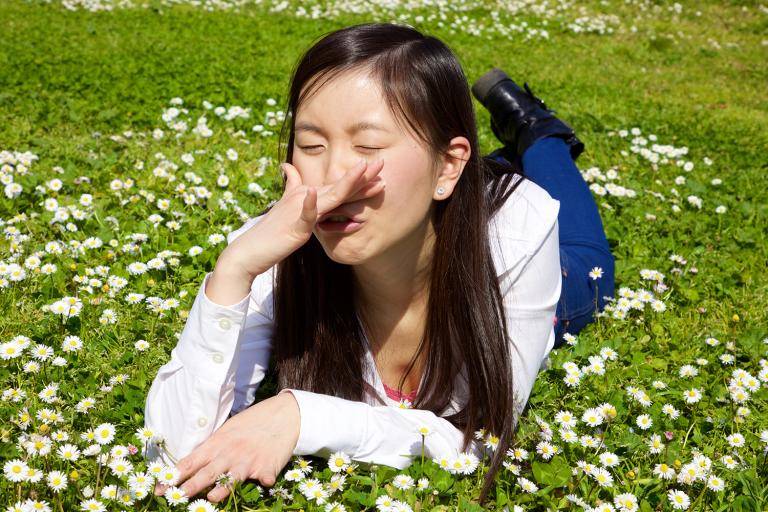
[487,137,615,347]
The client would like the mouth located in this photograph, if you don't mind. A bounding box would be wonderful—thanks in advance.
[317,205,365,234]
[318,209,364,223]
[317,217,365,233]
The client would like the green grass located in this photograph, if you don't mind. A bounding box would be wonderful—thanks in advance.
[0,0,767,510]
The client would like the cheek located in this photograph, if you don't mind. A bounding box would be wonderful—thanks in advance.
[381,152,434,205]
[290,154,317,186]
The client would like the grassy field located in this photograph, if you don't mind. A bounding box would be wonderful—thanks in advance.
[1,0,767,510]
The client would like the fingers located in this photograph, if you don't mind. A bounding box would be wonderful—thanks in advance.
[341,158,384,192]
[153,452,205,496]
[207,484,231,503]
[204,467,275,503]
[166,447,229,499]
[318,158,384,213]
[319,159,367,206]
[205,468,242,503]
[359,158,385,182]
[281,162,302,192]
[300,187,317,225]
[178,463,225,499]
[174,453,205,486]
[346,175,386,202]
[259,472,277,488]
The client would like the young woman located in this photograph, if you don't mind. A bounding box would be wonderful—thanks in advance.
[144,22,614,504]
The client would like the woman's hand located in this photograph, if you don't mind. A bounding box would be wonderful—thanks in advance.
[221,158,385,280]
[154,392,300,503]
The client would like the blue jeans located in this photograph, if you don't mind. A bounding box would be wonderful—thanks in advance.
[487,137,615,348]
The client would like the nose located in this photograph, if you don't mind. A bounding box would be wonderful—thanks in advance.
[323,148,365,186]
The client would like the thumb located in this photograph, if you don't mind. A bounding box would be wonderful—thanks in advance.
[300,186,318,226]
[281,162,302,192]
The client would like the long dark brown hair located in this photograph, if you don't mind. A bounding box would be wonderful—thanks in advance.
[270,23,525,502]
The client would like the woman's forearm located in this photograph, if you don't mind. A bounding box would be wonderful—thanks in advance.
[205,252,257,306]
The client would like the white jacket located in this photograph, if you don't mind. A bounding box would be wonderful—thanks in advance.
[144,178,561,467]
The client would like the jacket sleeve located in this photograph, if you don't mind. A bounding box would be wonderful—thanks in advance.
[279,388,473,468]
[143,217,275,465]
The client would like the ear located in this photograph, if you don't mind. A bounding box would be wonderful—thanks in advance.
[433,136,471,200]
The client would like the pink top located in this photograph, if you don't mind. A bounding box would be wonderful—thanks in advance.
[382,381,418,403]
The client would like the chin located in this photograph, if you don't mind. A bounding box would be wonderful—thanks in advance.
[319,242,370,266]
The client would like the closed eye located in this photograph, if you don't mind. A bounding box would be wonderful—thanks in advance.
[297,145,381,153]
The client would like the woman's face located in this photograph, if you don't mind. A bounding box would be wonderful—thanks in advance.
[292,67,440,268]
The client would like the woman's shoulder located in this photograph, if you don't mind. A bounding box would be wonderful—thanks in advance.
[488,176,560,277]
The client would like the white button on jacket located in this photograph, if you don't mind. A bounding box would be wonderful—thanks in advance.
[144,178,562,468]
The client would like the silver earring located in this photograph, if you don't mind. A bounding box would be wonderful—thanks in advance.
[436,186,445,195]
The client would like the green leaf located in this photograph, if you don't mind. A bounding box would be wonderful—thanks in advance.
[732,495,758,512]
[458,496,484,512]
[431,469,455,493]
[344,489,372,507]
[239,482,262,504]
[651,322,666,337]
[495,488,508,508]
[348,474,375,487]
[678,286,699,302]
[531,455,571,487]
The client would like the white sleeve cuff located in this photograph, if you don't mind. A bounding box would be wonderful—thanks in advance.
[280,389,366,460]
[174,272,250,380]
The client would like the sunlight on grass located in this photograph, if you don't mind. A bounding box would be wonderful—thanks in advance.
[1,0,767,510]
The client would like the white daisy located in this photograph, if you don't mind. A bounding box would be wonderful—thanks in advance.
[391,474,414,490]
[517,476,538,493]
[591,467,614,487]
[93,423,115,445]
[3,459,29,482]
[582,408,604,427]
[667,489,690,510]
[636,414,653,430]
[726,433,745,448]
[706,474,725,491]
[599,452,620,467]
[328,452,350,473]
[164,486,188,505]
[187,499,217,512]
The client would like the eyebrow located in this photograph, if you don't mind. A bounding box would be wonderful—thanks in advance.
[294,121,391,135]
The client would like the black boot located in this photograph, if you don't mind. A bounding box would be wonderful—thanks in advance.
[472,68,584,162]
